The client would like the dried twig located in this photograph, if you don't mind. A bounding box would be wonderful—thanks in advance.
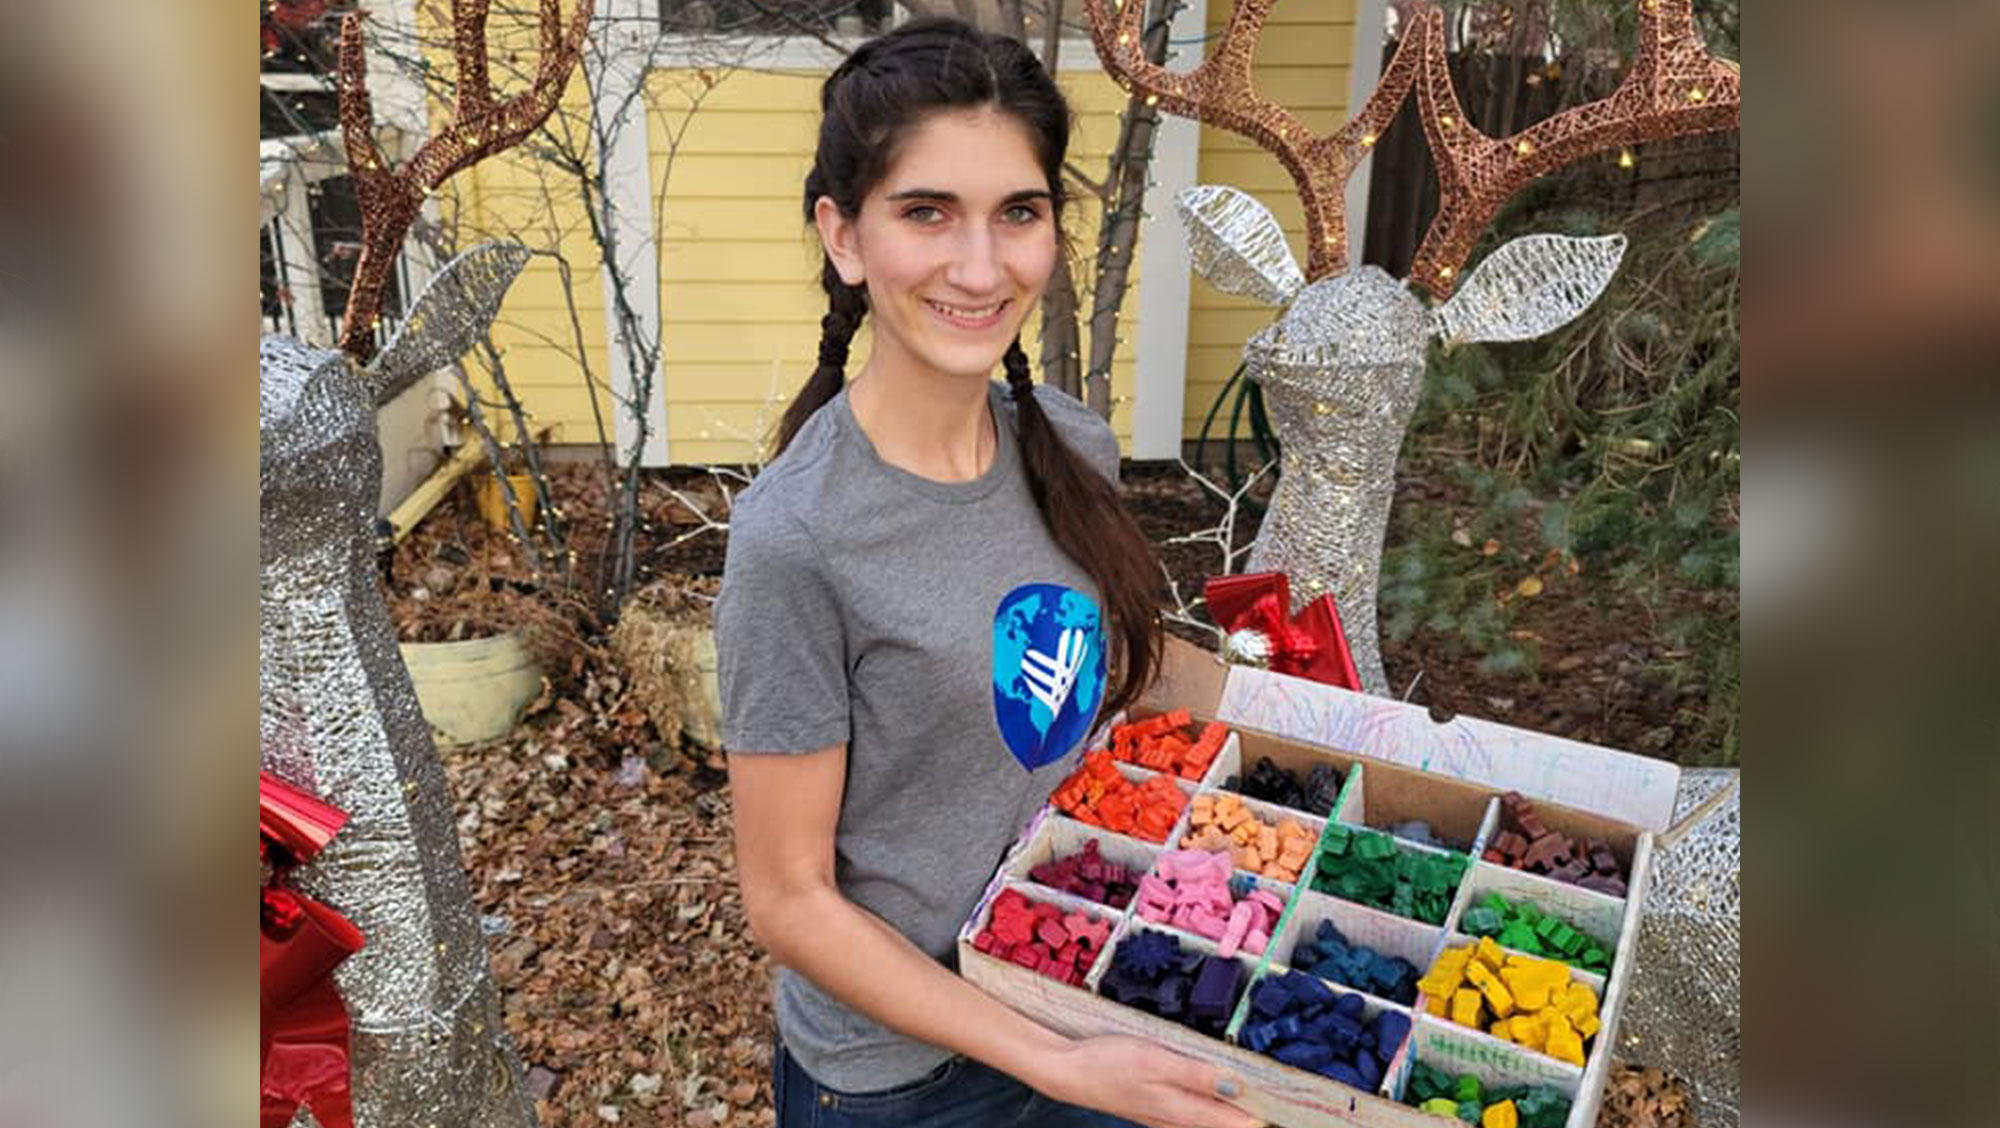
[1162,457,1273,576]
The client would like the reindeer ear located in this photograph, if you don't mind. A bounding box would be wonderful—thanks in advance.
[364,241,533,398]
[1432,233,1627,345]
[1175,185,1305,306]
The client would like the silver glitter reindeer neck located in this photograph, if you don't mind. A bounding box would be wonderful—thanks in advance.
[261,243,536,1128]
[1182,186,1624,693]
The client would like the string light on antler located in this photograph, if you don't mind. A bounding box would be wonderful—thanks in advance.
[1086,0,1740,296]
[1088,0,1427,281]
[1408,0,1739,294]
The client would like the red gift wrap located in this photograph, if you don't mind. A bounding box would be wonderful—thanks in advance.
[1203,572,1361,691]
[260,771,364,1128]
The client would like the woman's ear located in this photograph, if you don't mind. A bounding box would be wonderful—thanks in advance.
[814,196,866,287]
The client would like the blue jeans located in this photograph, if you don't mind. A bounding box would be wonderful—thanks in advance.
[773,1039,1143,1128]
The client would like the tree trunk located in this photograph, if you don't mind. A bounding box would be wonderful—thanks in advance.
[1038,258,1083,396]
[1082,0,1183,419]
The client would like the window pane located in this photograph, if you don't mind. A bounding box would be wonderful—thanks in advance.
[659,0,891,36]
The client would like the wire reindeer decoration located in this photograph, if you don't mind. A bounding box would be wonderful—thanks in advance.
[260,3,591,1124]
[1087,0,1739,694]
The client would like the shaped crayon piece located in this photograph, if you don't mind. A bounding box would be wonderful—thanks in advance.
[1183,794,1317,883]
[1051,751,1188,843]
[1388,819,1467,852]
[1140,850,1286,955]
[1101,930,1247,1038]
[1485,794,1627,896]
[1287,918,1421,1004]
[1028,837,1142,910]
[1108,713,1228,781]
[1225,756,1344,816]
[1404,1063,1572,1128]
[1418,941,1600,1065]
[1314,826,1468,924]
[1464,892,1616,968]
[972,889,1108,987]
[1237,970,1411,1092]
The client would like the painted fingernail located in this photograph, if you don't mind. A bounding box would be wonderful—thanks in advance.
[1216,1077,1241,1099]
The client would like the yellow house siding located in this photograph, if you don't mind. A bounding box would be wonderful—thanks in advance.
[1183,0,1358,440]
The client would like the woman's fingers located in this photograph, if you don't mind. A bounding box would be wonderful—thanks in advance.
[1052,1035,1265,1128]
[1142,1063,1262,1128]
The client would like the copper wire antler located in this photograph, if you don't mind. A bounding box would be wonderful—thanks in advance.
[1086,0,1740,297]
[335,0,594,359]
[1086,0,1424,283]
[1406,0,1740,292]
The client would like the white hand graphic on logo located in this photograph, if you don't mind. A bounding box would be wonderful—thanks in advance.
[1022,627,1089,717]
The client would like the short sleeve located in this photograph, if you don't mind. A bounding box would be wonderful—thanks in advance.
[1032,384,1122,487]
[714,493,851,753]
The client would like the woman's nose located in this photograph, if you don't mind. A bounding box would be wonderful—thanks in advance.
[946,225,1005,293]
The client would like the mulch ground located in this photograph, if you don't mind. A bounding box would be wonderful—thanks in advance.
[395,460,1713,1127]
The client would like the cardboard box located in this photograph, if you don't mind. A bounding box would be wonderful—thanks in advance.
[959,638,1674,1128]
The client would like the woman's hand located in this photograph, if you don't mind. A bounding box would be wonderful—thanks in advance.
[1030,1034,1264,1128]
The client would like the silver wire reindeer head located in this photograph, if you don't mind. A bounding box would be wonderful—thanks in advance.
[1176,184,1630,374]
[259,242,531,560]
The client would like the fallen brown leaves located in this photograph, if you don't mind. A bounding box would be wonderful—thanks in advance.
[1597,1065,1696,1128]
[443,713,777,1128]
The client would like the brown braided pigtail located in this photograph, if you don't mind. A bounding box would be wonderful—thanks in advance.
[1004,339,1163,721]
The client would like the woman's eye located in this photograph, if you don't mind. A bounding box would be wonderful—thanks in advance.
[903,205,946,224]
[1002,204,1043,225]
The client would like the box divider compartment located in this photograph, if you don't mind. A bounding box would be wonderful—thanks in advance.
[1231,963,1417,1101]
[1331,762,1368,832]
[1106,920,1260,1044]
[1181,789,1328,885]
[1270,887,1447,1005]
[1336,757,1494,856]
[1469,798,1501,863]
[1203,728,1347,818]
[1404,1016,1585,1108]
[965,878,1126,983]
[1420,937,1610,1068]
[1490,793,1645,881]
[1452,861,1626,973]
[1000,813,1162,913]
[1311,815,1475,928]
[1568,832,1654,1128]
[1101,709,1243,788]
[1129,850,1296,963]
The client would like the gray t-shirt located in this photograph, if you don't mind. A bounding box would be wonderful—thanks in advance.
[715,381,1120,1093]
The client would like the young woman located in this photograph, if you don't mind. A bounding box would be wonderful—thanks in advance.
[715,17,1263,1128]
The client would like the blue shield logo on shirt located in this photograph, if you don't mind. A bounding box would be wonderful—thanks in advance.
[992,583,1106,772]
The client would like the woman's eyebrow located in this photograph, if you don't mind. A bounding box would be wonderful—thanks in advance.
[884,188,1052,205]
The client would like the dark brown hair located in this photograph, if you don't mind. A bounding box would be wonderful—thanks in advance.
[773,16,1163,720]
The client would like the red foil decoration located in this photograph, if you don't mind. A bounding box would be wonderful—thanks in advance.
[260,770,349,863]
[1205,573,1363,692]
[260,772,364,1128]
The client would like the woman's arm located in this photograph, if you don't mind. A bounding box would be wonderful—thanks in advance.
[728,746,1264,1128]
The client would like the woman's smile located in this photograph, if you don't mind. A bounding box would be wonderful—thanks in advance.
[923,296,1012,331]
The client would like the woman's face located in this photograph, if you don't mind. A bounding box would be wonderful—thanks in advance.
[817,106,1059,385]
